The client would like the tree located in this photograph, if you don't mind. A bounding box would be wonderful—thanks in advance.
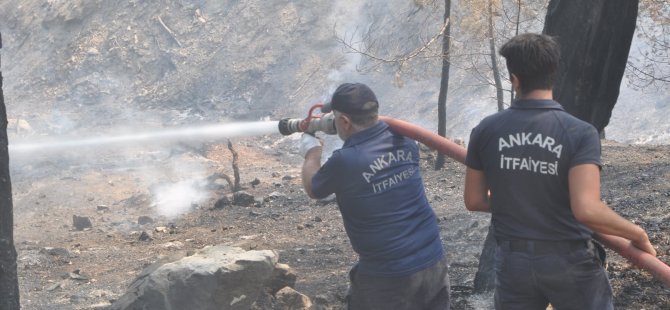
[336,1,452,169]
[625,0,670,89]
[434,0,452,170]
[543,0,639,134]
[0,32,21,310]
[455,0,547,111]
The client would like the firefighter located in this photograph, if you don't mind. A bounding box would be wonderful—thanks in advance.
[464,33,656,309]
[300,83,450,310]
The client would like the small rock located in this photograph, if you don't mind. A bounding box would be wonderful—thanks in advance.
[249,211,261,217]
[233,191,255,206]
[40,247,69,257]
[70,294,86,303]
[282,175,294,181]
[137,216,154,225]
[212,196,231,209]
[314,216,322,222]
[138,231,152,241]
[162,241,184,250]
[70,272,89,281]
[250,178,261,187]
[72,215,93,231]
[46,282,62,291]
[254,198,264,208]
[275,286,312,310]
[96,205,109,212]
[87,47,100,55]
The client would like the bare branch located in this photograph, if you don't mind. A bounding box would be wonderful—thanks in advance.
[227,139,241,192]
[337,18,451,68]
[156,15,182,47]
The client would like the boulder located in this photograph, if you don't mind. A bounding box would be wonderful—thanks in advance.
[109,245,296,310]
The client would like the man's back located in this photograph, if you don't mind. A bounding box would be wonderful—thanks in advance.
[311,121,443,277]
[467,99,600,241]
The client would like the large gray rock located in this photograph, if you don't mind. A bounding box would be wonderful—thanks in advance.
[109,245,294,310]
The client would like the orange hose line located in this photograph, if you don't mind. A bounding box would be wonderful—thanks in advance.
[595,233,670,288]
[379,116,466,164]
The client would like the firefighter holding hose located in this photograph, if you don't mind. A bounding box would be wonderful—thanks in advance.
[299,83,450,310]
[463,33,657,309]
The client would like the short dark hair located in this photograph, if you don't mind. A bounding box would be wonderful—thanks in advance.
[344,110,378,127]
[499,33,560,94]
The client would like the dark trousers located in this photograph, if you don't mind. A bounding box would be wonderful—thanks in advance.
[347,256,450,310]
[494,239,613,310]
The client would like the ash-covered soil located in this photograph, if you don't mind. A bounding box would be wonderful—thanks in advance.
[9,136,670,309]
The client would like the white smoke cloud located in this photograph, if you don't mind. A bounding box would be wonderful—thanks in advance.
[151,178,208,219]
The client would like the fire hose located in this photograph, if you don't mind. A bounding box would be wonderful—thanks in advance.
[279,105,670,287]
[379,115,670,288]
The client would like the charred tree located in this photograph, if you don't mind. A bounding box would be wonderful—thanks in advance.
[0,32,21,310]
[227,140,241,192]
[488,0,504,112]
[435,0,452,170]
[543,0,639,133]
[473,224,496,293]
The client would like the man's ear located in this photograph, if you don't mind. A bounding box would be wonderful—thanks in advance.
[510,73,522,94]
[339,113,352,130]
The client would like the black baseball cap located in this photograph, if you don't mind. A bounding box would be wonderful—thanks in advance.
[321,83,379,115]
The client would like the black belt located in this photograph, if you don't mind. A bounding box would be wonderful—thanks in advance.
[499,239,591,255]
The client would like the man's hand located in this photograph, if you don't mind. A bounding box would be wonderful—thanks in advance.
[301,133,323,199]
[299,133,322,158]
[632,231,657,256]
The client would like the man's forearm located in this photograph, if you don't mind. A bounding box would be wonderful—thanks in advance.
[464,167,491,212]
[301,147,322,198]
[569,164,656,255]
[576,201,647,242]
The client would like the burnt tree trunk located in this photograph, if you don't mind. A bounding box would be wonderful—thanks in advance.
[473,0,505,292]
[0,32,21,310]
[227,140,241,192]
[543,0,639,133]
[435,0,452,170]
[488,0,504,112]
[473,223,496,293]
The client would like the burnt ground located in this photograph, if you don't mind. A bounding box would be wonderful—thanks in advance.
[8,136,670,309]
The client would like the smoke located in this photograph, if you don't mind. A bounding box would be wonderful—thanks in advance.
[151,178,208,219]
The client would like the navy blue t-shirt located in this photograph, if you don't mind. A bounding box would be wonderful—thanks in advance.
[312,121,444,277]
[465,100,601,241]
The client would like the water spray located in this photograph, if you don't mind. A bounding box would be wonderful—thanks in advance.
[9,121,280,154]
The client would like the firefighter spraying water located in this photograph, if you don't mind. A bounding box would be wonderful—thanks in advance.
[279,101,670,289]
[6,98,670,289]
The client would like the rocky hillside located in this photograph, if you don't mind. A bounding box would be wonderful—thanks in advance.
[1,0,449,134]
[1,1,669,309]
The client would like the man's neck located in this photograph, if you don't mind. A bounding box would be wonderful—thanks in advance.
[517,89,553,100]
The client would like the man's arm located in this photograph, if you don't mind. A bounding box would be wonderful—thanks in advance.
[569,164,656,256]
[301,146,322,199]
[464,167,491,212]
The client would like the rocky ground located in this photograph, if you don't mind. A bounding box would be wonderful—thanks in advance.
[8,134,670,309]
